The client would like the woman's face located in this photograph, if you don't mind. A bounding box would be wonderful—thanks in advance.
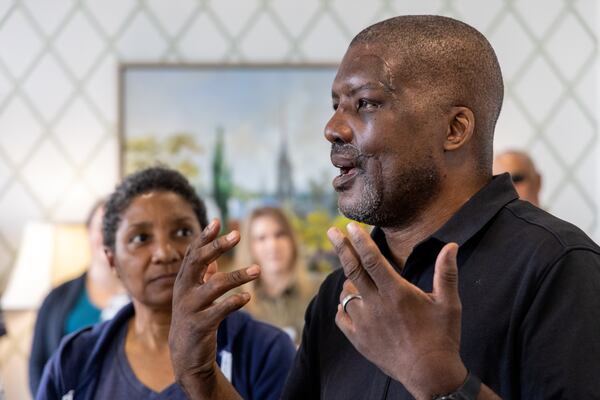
[249,216,295,277]
[108,191,201,310]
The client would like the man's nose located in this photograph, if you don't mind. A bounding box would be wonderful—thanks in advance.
[324,109,353,144]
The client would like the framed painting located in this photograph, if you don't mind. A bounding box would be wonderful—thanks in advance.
[118,64,348,272]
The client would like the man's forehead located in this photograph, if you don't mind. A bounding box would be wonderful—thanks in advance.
[333,46,396,93]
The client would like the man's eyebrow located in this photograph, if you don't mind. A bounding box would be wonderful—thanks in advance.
[350,83,382,96]
[332,81,394,98]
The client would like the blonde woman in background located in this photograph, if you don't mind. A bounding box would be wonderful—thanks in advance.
[237,207,320,344]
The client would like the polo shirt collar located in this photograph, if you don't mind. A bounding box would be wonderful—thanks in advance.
[372,173,519,249]
[431,173,518,245]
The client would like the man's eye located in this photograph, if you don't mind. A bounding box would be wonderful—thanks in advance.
[357,99,378,111]
[176,227,194,237]
[131,233,149,244]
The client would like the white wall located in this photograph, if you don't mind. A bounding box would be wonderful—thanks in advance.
[0,0,596,283]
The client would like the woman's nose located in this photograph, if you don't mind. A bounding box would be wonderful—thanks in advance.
[151,238,180,264]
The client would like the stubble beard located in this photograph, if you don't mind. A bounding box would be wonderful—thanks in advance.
[339,161,442,229]
[338,171,384,224]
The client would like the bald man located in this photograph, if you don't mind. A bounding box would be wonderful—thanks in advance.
[494,150,542,206]
[169,15,600,400]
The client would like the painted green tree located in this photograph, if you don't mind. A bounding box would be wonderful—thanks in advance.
[212,127,233,229]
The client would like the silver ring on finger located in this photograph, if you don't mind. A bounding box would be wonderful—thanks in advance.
[341,293,363,313]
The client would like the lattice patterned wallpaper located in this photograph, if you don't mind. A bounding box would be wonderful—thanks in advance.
[0,0,597,288]
[0,1,596,399]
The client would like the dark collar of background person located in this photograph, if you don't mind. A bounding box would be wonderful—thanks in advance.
[29,272,88,395]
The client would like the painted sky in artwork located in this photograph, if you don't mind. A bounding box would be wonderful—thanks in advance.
[124,67,338,194]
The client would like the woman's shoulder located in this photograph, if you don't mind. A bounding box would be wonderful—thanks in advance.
[36,304,133,398]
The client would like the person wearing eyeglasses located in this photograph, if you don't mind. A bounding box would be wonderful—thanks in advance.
[493,150,542,207]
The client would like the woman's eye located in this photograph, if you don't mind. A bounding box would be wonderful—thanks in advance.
[131,233,149,244]
[176,227,194,237]
[253,235,266,243]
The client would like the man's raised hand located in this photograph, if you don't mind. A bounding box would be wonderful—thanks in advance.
[329,223,467,400]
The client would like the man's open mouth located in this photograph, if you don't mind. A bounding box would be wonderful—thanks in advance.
[331,154,360,190]
[338,166,355,176]
[331,154,358,176]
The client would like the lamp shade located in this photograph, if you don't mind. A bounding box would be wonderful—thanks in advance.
[1,222,90,310]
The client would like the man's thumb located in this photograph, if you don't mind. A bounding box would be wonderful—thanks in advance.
[433,242,460,304]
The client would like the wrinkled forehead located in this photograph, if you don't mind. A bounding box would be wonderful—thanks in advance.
[332,44,397,94]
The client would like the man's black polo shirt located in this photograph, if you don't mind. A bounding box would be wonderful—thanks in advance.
[283,174,600,399]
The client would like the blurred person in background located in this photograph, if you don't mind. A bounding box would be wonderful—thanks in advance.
[29,200,128,395]
[36,167,294,400]
[237,207,320,344]
[493,149,541,206]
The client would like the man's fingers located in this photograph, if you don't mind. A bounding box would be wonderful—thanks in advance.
[346,223,398,292]
[342,279,358,296]
[192,265,261,310]
[338,279,358,303]
[328,227,376,296]
[433,242,460,305]
[335,303,355,337]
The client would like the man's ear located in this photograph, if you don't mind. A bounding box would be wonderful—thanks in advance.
[444,107,475,151]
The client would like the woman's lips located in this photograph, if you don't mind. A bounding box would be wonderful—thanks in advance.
[149,273,178,283]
